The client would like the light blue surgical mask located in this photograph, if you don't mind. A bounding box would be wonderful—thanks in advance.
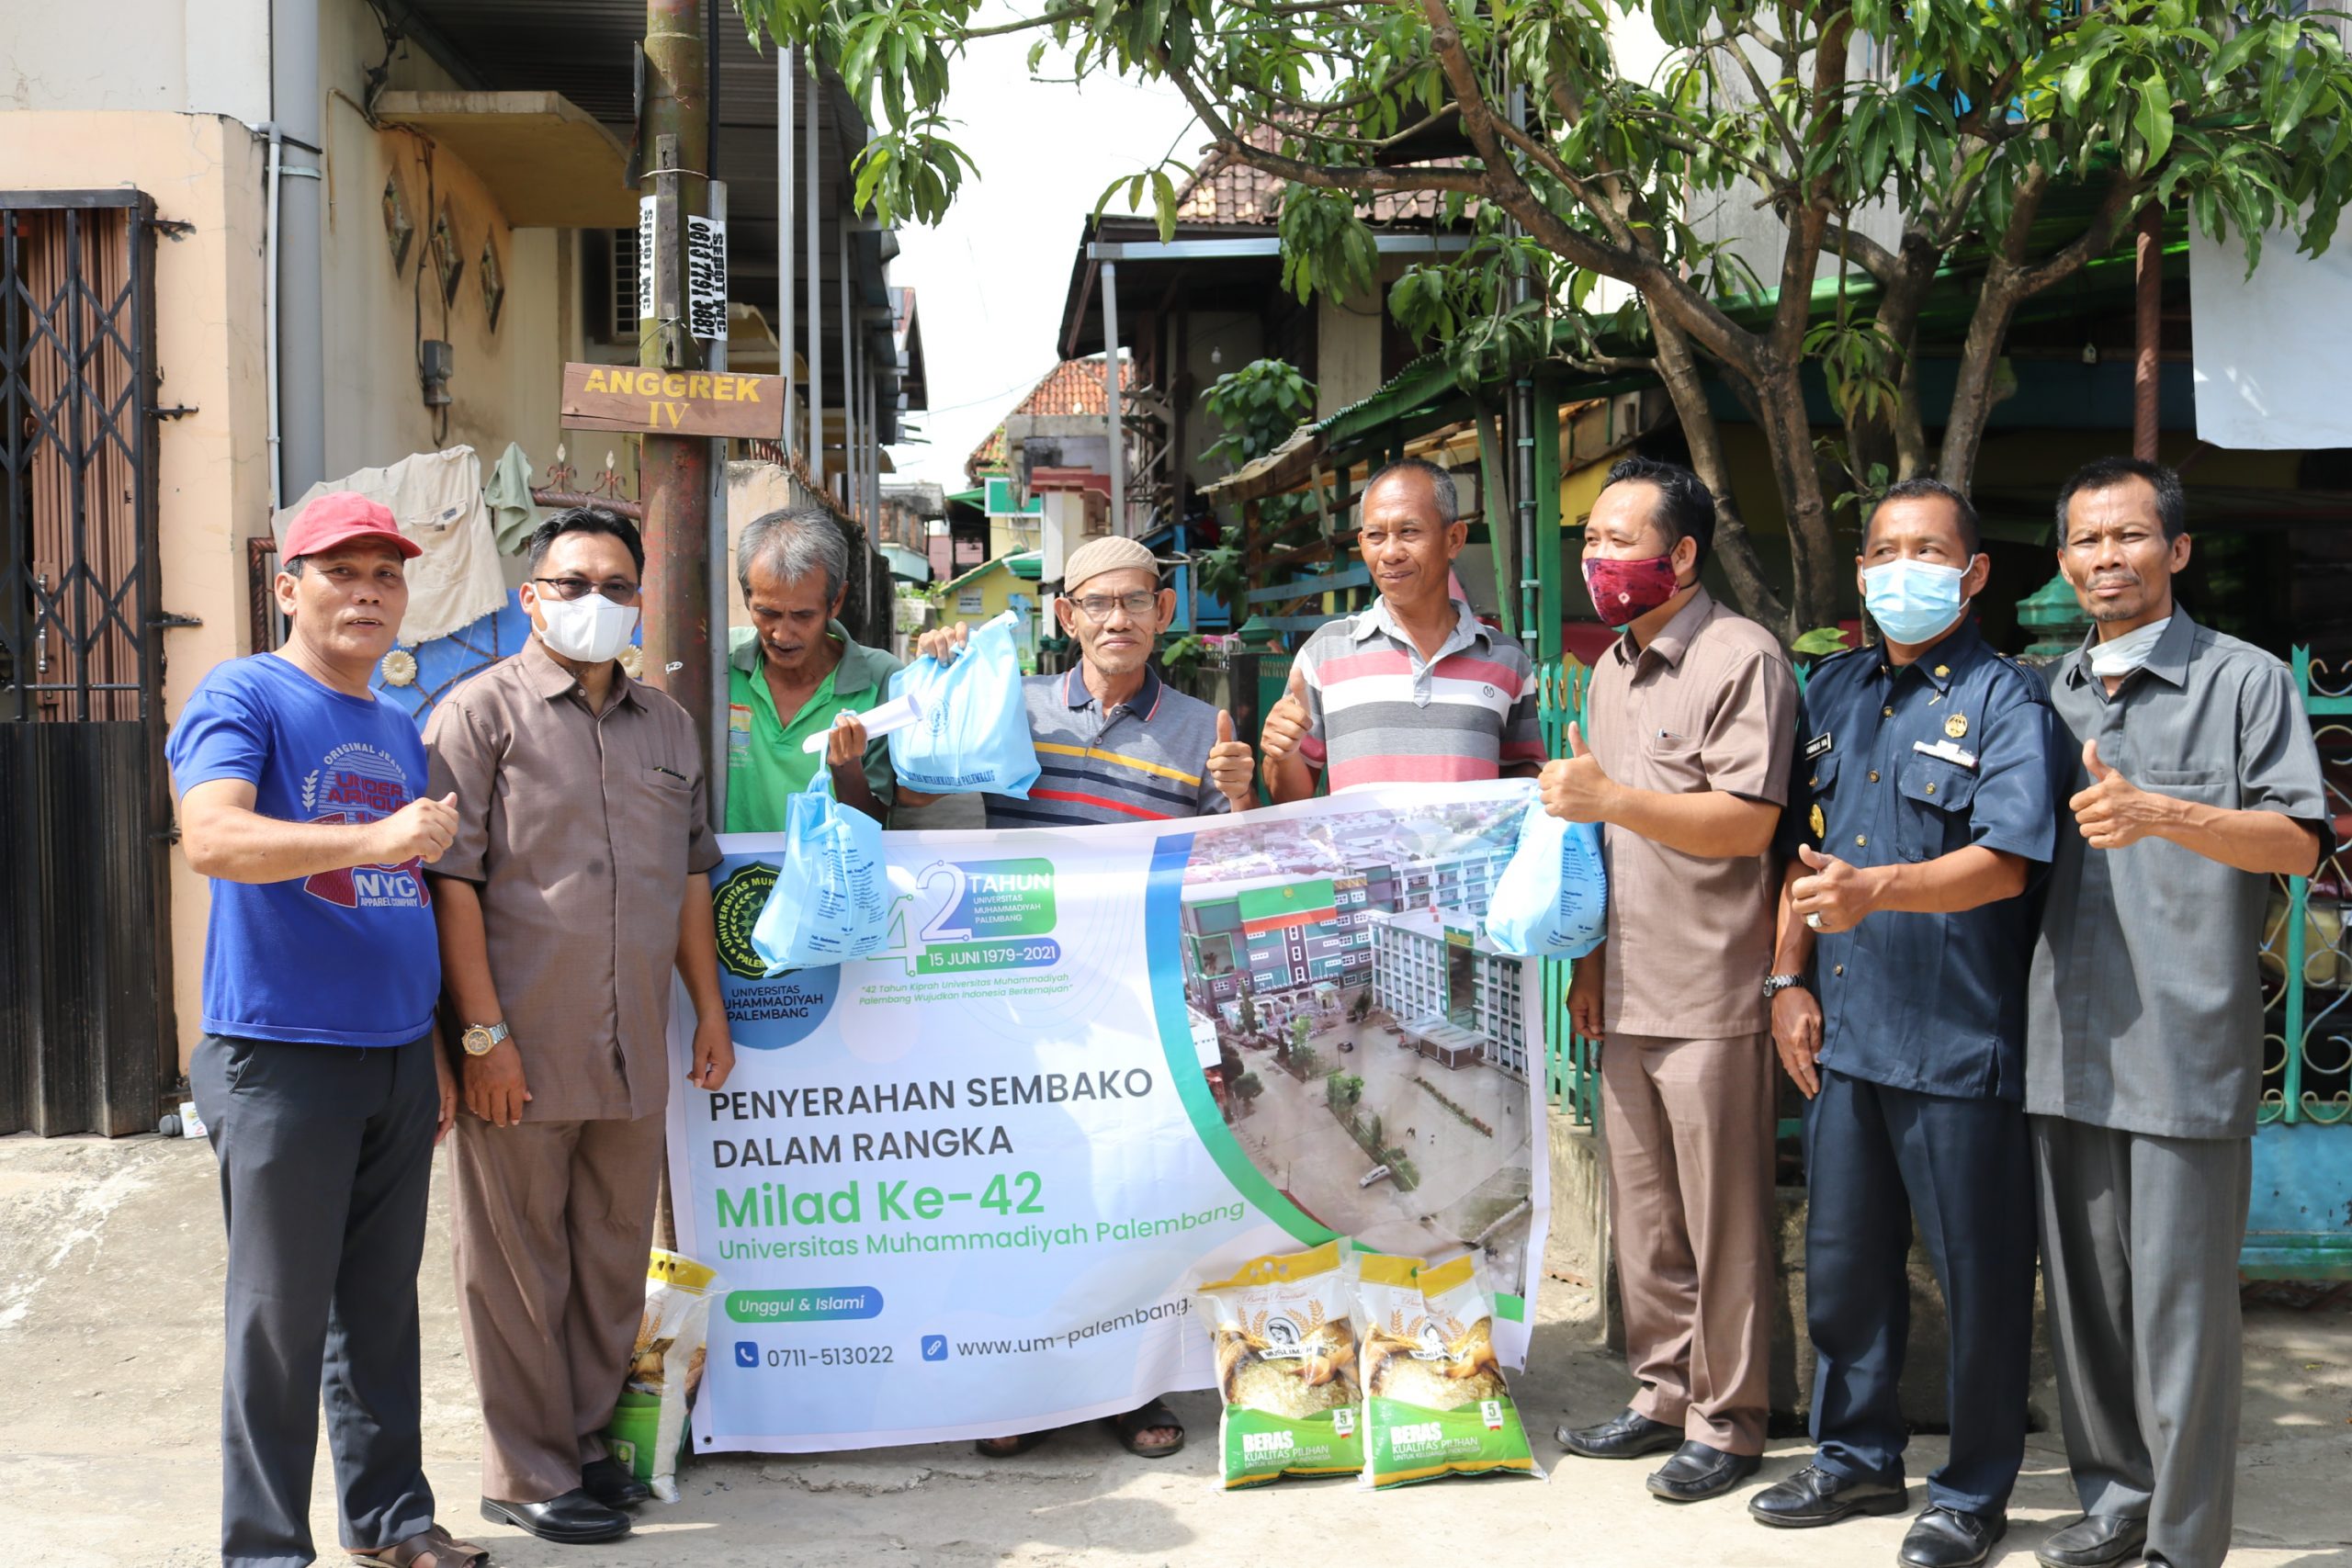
[1861,558,1972,645]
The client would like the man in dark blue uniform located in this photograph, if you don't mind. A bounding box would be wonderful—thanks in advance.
[1747,479,2060,1568]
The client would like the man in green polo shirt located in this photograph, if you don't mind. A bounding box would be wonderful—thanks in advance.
[725,505,900,829]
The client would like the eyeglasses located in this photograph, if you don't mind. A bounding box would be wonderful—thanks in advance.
[534,576,642,604]
[1069,591,1160,622]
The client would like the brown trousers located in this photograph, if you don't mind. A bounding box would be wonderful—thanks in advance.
[1600,1032,1775,1455]
[452,1110,666,1502]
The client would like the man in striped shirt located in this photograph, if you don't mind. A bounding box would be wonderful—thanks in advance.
[911,533,1256,1459]
[1260,457,1545,798]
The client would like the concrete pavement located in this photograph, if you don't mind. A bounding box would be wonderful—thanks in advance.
[3,1132,2347,1568]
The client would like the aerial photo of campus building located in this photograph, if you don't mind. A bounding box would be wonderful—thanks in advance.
[1175,796,1542,1284]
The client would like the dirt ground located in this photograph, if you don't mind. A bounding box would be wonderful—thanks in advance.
[4,1132,2347,1568]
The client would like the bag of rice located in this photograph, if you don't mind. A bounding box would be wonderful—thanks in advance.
[603,1248,718,1503]
[1355,1252,1542,1488]
[1195,1239,1363,1489]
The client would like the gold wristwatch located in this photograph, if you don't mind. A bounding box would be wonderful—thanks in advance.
[460,1021,510,1056]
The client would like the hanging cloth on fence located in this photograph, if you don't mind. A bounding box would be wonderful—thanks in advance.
[275,446,508,646]
[483,441,541,555]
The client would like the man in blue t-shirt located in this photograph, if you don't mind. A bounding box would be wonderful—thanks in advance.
[168,491,485,1568]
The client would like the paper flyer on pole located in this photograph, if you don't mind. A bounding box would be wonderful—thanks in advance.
[665,779,1551,1453]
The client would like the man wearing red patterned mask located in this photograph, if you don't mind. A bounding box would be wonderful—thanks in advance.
[1543,457,1798,1505]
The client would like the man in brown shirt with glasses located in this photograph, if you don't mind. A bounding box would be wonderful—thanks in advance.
[424,509,735,1546]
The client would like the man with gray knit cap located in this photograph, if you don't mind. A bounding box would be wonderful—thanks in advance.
[913,533,1256,1457]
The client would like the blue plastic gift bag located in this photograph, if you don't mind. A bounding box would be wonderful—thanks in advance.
[888,610,1041,797]
[1482,796,1609,959]
[751,773,891,973]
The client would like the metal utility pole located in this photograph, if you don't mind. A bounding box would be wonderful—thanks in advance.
[1508,85,1539,659]
[777,46,797,461]
[805,72,824,489]
[1101,262,1125,536]
[639,0,713,755]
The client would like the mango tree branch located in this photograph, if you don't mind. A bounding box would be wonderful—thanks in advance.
[1939,169,2145,486]
[1414,0,1760,375]
[1651,301,1790,630]
[1155,57,1487,197]
[1723,27,1807,171]
[1768,9,1850,364]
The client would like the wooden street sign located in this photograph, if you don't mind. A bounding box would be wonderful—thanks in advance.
[560,362,784,439]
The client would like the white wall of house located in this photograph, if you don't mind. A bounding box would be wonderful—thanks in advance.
[316,0,571,480]
[1181,310,1262,487]
[0,0,269,119]
[1315,290,1385,421]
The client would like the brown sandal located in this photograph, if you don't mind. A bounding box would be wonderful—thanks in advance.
[349,1524,491,1568]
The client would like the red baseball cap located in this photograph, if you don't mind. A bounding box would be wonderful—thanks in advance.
[280,491,422,560]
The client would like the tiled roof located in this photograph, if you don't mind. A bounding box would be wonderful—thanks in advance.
[1170,122,1461,227]
[964,357,1132,481]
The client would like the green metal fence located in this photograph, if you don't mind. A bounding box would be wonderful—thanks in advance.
[2260,647,2350,1127]
[1534,659,1602,1127]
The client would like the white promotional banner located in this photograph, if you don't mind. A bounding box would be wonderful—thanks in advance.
[667,780,1550,1453]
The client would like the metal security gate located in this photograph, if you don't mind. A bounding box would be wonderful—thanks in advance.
[0,190,175,1135]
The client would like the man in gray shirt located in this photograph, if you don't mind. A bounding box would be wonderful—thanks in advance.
[2027,457,2326,1568]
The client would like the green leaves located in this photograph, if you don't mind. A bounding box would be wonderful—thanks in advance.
[1803,314,1905,427]
[1792,626,1853,656]
[1091,163,1189,242]
[1201,358,1319,468]
[850,123,978,226]
[1276,186,1378,306]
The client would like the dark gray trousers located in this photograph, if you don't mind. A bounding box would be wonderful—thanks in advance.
[2031,1115,2252,1568]
[190,1032,439,1568]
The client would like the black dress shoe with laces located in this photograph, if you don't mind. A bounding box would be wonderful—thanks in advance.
[1901,1506,2007,1568]
[1645,1439,1761,1502]
[582,1456,651,1510]
[2036,1513,2148,1568]
[1747,1462,1913,1528]
[1555,1407,1684,1460]
[481,1488,632,1544]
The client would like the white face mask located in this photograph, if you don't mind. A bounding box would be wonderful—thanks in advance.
[2086,615,2171,678]
[537,592,639,665]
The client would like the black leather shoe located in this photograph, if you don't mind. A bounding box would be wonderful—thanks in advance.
[2036,1513,2148,1568]
[1901,1506,2007,1568]
[481,1488,631,1544]
[1645,1439,1762,1502]
[1555,1407,1684,1460]
[1748,1462,1912,1528]
[582,1456,651,1510]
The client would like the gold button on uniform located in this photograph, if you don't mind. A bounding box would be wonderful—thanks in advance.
[1883,705,1894,717]
[1834,964,1845,976]
[1869,770,1880,783]
[1855,834,1868,848]
[1925,783,1936,795]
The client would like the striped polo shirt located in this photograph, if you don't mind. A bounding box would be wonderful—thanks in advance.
[1295,597,1544,792]
[981,665,1235,827]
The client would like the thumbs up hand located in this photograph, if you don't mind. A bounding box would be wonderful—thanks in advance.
[2069,738,2166,850]
[1791,841,1882,934]
[1204,707,1258,809]
[1538,721,1617,824]
[1259,664,1313,767]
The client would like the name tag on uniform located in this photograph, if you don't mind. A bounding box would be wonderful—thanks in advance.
[1912,738,1978,769]
[1804,732,1834,760]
